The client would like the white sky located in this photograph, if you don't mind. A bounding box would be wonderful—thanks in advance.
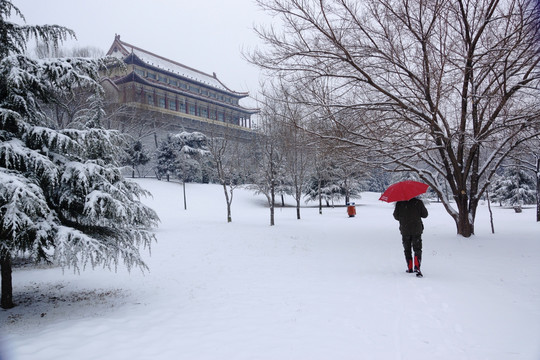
[12,0,272,104]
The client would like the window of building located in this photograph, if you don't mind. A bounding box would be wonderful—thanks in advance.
[168,99,176,110]
[179,102,186,112]
[218,112,224,121]
[189,104,196,115]
[134,68,145,77]
[158,97,166,108]
[147,72,156,80]
[170,79,178,87]
[147,94,153,105]
[158,75,167,83]
[200,108,208,118]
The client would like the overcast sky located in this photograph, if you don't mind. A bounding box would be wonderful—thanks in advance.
[13,0,273,105]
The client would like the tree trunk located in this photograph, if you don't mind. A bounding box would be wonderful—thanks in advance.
[318,179,322,215]
[537,187,540,222]
[455,215,474,237]
[487,190,495,234]
[295,189,302,220]
[183,181,187,211]
[1,254,14,309]
[219,182,232,223]
[270,181,275,226]
[451,191,475,237]
[537,158,540,222]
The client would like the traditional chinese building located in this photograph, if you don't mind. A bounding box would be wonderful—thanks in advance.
[103,35,257,145]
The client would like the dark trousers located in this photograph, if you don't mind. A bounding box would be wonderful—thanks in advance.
[402,234,422,265]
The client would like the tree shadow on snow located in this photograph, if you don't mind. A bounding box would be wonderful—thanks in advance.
[0,281,130,332]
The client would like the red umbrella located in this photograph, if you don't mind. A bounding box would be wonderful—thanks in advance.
[379,180,429,202]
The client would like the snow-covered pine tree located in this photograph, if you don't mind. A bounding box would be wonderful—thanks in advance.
[0,0,159,309]
[155,132,212,183]
[491,167,537,208]
[328,160,364,205]
[155,135,178,181]
[304,159,362,207]
[123,139,150,178]
[304,176,342,207]
[173,131,212,183]
[366,169,393,193]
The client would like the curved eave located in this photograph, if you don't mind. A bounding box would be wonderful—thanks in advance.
[213,76,250,98]
[99,77,119,91]
[123,53,250,99]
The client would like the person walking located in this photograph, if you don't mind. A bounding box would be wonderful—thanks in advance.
[393,197,428,277]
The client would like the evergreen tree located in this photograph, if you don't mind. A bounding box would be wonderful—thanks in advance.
[155,132,213,183]
[366,169,393,193]
[304,161,362,207]
[491,167,537,207]
[123,139,150,178]
[0,0,159,309]
[155,135,177,181]
[173,131,211,183]
[304,176,341,207]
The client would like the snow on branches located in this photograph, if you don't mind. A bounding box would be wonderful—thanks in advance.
[0,0,158,280]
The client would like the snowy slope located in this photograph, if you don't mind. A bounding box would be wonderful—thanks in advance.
[1,179,539,360]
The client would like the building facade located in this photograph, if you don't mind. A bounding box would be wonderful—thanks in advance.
[103,35,258,144]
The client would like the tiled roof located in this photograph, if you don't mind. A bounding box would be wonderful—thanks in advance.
[107,35,247,96]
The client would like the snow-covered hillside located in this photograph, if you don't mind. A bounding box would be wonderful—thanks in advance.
[1,179,539,360]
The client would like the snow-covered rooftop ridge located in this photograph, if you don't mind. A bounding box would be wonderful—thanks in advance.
[109,35,247,96]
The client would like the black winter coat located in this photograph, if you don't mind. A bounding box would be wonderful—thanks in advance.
[393,198,428,236]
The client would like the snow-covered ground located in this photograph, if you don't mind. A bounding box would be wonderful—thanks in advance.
[1,179,539,360]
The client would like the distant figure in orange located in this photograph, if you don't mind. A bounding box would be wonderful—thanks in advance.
[347,202,356,217]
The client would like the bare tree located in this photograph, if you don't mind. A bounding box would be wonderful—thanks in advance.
[207,129,248,223]
[250,0,540,237]
[250,95,287,226]
[282,113,312,219]
[264,80,315,219]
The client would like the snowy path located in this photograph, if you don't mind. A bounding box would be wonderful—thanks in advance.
[1,179,539,360]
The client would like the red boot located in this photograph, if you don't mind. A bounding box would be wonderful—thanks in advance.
[406,259,414,273]
[414,256,421,272]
